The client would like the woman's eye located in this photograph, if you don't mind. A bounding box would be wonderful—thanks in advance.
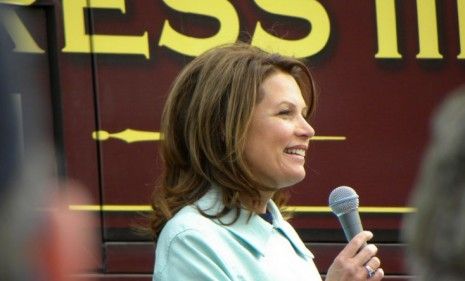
[278,110,291,115]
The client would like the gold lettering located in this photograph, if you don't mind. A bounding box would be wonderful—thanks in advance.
[0,0,35,4]
[458,0,465,59]
[374,0,401,58]
[416,0,442,59]
[251,0,330,58]
[159,0,239,57]
[62,0,149,58]
[0,7,44,53]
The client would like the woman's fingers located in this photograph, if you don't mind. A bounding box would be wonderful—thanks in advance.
[354,244,378,265]
[365,256,381,271]
[326,231,384,281]
[364,256,382,280]
[371,267,384,280]
[339,231,373,258]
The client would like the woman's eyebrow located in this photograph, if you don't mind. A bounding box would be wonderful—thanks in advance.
[277,101,307,110]
[277,101,296,107]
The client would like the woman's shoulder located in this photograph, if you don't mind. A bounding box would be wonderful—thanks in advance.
[157,198,227,244]
[159,205,210,237]
[156,187,233,247]
[154,204,234,279]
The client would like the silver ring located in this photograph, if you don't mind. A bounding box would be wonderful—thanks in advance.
[365,265,376,278]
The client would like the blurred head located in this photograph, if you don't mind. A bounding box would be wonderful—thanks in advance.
[151,42,317,235]
[403,85,465,281]
[0,16,44,279]
[0,10,97,280]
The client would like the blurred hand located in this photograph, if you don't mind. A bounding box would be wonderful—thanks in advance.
[31,181,99,281]
[325,231,384,281]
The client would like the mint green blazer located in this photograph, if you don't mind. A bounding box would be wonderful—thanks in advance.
[153,187,322,281]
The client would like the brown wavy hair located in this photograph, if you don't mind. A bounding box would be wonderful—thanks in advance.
[150,42,317,238]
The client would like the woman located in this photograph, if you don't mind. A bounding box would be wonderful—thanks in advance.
[150,42,383,281]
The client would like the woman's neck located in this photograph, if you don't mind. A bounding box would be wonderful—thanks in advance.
[257,191,274,214]
[238,190,275,214]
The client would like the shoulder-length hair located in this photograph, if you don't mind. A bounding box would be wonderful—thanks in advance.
[150,42,317,237]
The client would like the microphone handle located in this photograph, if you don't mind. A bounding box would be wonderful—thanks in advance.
[338,211,363,241]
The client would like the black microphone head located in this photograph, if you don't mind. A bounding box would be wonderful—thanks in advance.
[328,186,359,216]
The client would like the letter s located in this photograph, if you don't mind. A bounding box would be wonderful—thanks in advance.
[252,0,330,58]
[159,0,239,57]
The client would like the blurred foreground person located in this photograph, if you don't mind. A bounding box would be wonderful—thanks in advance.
[404,85,465,281]
[150,42,384,281]
[0,11,98,280]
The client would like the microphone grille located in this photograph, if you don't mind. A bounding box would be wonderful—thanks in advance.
[328,186,359,216]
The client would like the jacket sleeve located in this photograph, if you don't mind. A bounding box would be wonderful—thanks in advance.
[154,228,233,281]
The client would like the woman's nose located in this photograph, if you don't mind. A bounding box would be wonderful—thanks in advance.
[297,117,315,139]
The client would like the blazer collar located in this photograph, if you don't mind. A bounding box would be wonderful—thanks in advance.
[195,187,314,260]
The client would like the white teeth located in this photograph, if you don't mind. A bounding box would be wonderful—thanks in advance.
[285,148,305,157]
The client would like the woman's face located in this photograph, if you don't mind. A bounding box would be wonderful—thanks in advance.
[244,71,315,189]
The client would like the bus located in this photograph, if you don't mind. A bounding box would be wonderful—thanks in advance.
[2,0,464,280]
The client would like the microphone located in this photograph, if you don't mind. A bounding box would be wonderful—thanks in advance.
[328,186,364,241]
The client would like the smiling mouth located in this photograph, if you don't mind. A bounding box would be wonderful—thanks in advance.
[284,148,306,157]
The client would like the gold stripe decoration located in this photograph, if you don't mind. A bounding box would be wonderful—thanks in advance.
[311,136,346,141]
[287,206,415,214]
[92,128,345,143]
[69,204,152,212]
[69,204,414,214]
[92,129,162,143]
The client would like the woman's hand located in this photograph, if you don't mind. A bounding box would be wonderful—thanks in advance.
[325,231,384,281]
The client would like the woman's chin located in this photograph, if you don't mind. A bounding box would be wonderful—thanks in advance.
[274,172,306,189]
